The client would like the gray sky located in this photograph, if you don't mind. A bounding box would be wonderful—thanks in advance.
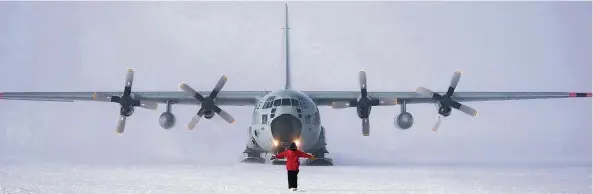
[0,1,590,166]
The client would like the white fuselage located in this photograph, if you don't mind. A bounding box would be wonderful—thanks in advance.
[247,89,322,153]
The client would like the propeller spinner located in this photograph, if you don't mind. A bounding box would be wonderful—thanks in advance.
[92,68,158,134]
[179,75,236,130]
[416,70,478,132]
[331,71,398,136]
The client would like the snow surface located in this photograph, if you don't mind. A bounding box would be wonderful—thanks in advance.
[0,163,590,194]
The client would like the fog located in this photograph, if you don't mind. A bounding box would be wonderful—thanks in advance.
[0,1,590,166]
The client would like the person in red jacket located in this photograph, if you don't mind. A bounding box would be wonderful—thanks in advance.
[271,142,316,191]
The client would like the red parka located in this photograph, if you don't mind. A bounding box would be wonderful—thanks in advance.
[274,149,313,171]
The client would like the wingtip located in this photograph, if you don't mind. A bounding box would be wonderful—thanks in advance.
[569,92,592,97]
[455,70,462,74]
[222,75,228,80]
[127,68,134,72]
[363,133,369,136]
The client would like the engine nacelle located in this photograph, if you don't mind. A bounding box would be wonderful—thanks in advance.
[355,95,372,119]
[204,110,215,119]
[159,112,176,129]
[120,106,135,117]
[438,105,452,117]
[394,112,414,130]
[356,106,371,119]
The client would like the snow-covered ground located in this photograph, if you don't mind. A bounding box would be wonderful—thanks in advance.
[0,163,590,194]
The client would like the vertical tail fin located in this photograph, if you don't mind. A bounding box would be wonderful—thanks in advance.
[283,3,292,89]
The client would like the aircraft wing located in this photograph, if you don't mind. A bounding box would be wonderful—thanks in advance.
[0,71,268,107]
[0,91,268,106]
[1,90,590,106]
[305,91,592,106]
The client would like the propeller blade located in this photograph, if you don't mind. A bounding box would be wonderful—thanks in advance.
[362,118,370,136]
[209,75,228,99]
[359,71,367,97]
[92,92,113,102]
[186,109,205,131]
[416,86,437,98]
[452,101,478,116]
[213,106,235,124]
[431,115,443,132]
[116,115,127,134]
[446,70,462,96]
[179,82,205,101]
[138,101,158,110]
[124,68,134,95]
[331,101,354,109]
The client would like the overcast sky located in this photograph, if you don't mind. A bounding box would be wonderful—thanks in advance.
[0,1,590,166]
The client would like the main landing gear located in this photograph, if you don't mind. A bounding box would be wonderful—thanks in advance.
[305,149,334,166]
[241,148,265,164]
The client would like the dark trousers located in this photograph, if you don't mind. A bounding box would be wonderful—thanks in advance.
[287,170,299,188]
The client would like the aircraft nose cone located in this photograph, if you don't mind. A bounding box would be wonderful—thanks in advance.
[271,114,302,142]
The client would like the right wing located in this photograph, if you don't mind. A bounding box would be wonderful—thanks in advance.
[0,91,268,106]
[0,70,268,133]
[0,70,267,106]
[0,90,268,133]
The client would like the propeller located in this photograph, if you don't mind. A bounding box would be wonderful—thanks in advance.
[416,70,478,132]
[179,75,236,130]
[331,70,398,136]
[92,68,158,134]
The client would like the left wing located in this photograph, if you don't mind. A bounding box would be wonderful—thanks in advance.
[307,71,591,107]
[307,91,592,106]
[303,70,591,134]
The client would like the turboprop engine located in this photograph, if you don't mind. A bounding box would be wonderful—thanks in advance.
[416,71,478,132]
[330,71,398,136]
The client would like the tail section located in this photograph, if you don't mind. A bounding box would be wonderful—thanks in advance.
[283,3,292,89]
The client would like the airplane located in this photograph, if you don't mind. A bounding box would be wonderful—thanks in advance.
[0,4,591,166]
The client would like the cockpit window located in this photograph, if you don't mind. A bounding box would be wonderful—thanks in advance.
[301,101,308,109]
[281,98,291,106]
[274,99,281,106]
[291,99,299,107]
